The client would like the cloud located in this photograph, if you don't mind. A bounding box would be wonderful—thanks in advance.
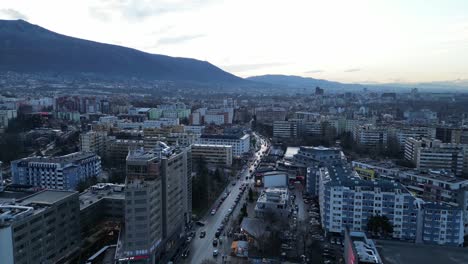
[89,0,215,22]
[222,62,288,72]
[157,34,205,45]
[0,9,28,20]
[344,68,361,73]
[304,70,324,74]
[88,7,112,22]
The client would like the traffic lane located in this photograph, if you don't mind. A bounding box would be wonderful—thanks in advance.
[188,179,245,263]
[186,142,266,263]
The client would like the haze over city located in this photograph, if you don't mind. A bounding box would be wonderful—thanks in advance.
[1,0,468,83]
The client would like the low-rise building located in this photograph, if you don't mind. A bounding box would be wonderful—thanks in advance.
[191,144,232,166]
[255,188,289,219]
[344,229,383,264]
[79,183,125,234]
[294,146,345,167]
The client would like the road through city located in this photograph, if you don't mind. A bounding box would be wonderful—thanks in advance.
[185,134,269,264]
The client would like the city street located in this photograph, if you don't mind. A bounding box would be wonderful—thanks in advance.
[184,134,269,264]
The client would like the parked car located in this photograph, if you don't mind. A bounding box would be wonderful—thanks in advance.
[199,231,206,238]
[213,249,219,257]
[211,209,216,215]
[195,221,206,226]
[212,239,218,247]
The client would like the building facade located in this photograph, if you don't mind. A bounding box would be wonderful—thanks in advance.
[191,144,233,166]
[0,190,80,264]
[115,143,190,263]
[197,133,250,157]
[11,152,101,190]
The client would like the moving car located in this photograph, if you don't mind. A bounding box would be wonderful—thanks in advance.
[211,209,216,215]
[182,248,190,258]
[213,249,219,257]
[212,238,218,247]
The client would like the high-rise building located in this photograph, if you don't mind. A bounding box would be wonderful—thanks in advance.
[0,190,81,263]
[11,152,101,190]
[115,143,191,263]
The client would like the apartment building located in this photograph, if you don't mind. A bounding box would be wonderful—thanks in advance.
[107,139,144,167]
[421,202,464,246]
[404,137,441,164]
[318,163,465,245]
[394,126,436,150]
[273,120,299,138]
[0,109,17,130]
[115,143,191,263]
[80,130,112,157]
[191,144,233,166]
[197,133,250,157]
[353,125,388,147]
[0,190,80,264]
[11,152,101,190]
[405,137,465,176]
[255,107,287,124]
[318,165,421,241]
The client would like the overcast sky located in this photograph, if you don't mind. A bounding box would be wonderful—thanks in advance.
[1,0,467,84]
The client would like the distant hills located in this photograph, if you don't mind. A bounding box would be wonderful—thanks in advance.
[247,74,468,92]
[0,19,244,84]
[246,74,367,91]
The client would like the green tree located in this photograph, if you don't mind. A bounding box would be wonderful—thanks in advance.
[76,176,98,192]
[367,215,393,237]
[248,188,254,203]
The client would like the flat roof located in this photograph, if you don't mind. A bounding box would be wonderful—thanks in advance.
[376,240,468,264]
[284,147,300,159]
[80,186,124,210]
[21,190,77,205]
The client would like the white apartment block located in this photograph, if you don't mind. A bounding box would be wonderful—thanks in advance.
[353,125,388,147]
[197,134,250,157]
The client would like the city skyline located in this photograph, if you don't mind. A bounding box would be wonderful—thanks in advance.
[1,0,467,84]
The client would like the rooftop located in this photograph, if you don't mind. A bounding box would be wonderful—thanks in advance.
[13,152,98,166]
[0,190,77,227]
[322,165,408,193]
[401,169,468,184]
[376,240,468,264]
[21,189,77,205]
[79,183,124,210]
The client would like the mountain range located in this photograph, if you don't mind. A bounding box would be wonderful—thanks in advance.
[1,19,466,91]
[0,19,244,84]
